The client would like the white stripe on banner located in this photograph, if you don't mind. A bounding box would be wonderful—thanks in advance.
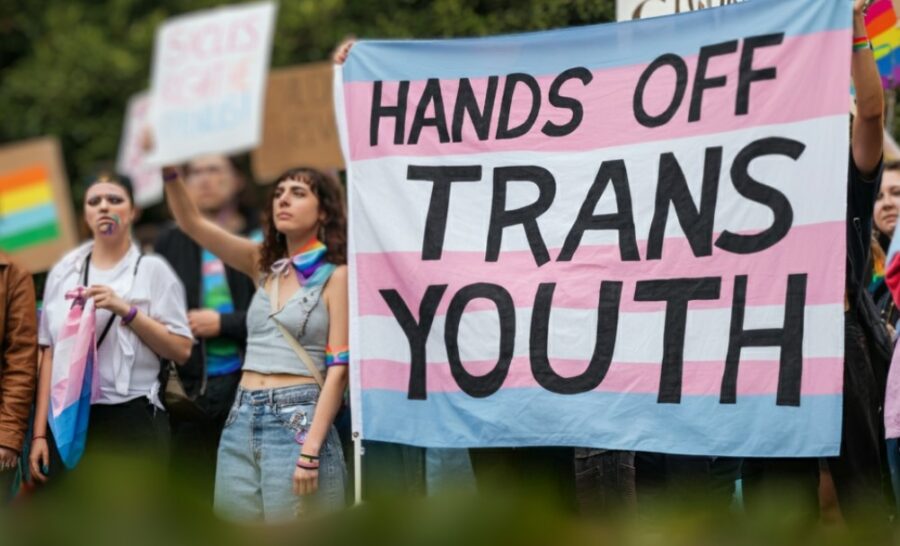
[351,116,846,254]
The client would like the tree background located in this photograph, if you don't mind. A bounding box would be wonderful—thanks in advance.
[0,0,614,203]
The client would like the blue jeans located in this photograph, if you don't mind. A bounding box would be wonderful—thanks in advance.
[214,384,347,522]
[426,448,476,495]
[886,438,900,512]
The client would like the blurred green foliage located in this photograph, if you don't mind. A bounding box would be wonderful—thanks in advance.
[3,450,898,546]
[0,0,614,190]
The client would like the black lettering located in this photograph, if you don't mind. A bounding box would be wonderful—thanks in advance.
[633,54,689,128]
[496,73,541,140]
[408,78,451,145]
[541,67,594,137]
[647,147,723,260]
[380,285,448,400]
[408,166,482,260]
[559,160,640,262]
[487,166,556,267]
[689,40,739,122]
[530,281,622,394]
[452,77,499,143]
[635,277,722,403]
[370,80,409,146]
[736,33,784,116]
[715,137,804,254]
[720,274,807,406]
[445,283,516,398]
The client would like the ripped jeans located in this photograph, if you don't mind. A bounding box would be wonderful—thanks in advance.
[214,384,347,522]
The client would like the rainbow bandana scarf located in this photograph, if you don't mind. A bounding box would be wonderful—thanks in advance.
[273,238,336,288]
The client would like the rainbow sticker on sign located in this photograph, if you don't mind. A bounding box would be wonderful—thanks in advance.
[0,165,61,252]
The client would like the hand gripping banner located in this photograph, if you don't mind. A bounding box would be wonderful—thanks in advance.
[336,0,852,457]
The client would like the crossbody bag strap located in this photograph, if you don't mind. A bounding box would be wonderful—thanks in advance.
[269,274,325,388]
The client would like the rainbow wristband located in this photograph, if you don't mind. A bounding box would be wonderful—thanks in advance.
[853,36,871,51]
[325,345,349,367]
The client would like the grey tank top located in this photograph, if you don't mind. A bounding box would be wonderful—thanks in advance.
[242,277,330,376]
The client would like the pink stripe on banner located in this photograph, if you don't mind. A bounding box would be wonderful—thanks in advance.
[355,221,845,317]
[344,31,848,161]
[360,356,843,396]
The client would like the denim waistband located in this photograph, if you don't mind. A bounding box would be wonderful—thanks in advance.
[235,383,320,407]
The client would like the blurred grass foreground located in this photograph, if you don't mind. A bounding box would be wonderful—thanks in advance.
[3,448,900,546]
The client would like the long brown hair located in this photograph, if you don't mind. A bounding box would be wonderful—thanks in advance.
[258,167,347,273]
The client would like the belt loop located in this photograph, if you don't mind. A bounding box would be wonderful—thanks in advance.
[268,388,275,407]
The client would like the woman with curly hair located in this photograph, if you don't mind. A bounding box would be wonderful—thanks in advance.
[162,164,349,522]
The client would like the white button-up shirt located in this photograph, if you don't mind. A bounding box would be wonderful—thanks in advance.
[39,242,193,407]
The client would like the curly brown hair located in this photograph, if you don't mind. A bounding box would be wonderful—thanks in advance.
[258,167,348,273]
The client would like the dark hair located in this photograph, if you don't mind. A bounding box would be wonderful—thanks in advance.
[258,167,347,273]
[182,155,245,178]
[84,170,135,206]
[885,160,900,172]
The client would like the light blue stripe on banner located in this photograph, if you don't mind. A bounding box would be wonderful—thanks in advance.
[361,389,842,457]
[343,0,851,82]
[0,203,56,237]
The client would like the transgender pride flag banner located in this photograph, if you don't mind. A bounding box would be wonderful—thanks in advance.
[336,0,851,456]
[48,288,100,468]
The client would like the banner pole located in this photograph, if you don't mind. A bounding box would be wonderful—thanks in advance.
[353,432,363,505]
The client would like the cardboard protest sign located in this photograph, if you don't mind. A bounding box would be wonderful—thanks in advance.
[0,138,78,272]
[117,92,163,207]
[336,0,851,456]
[252,63,345,183]
[617,0,741,21]
[148,1,277,165]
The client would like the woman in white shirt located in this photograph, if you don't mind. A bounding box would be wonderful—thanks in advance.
[29,175,192,480]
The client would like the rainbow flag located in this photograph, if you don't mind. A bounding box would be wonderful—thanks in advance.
[0,164,60,252]
[866,0,900,88]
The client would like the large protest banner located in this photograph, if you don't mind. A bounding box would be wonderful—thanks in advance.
[148,1,277,165]
[0,138,78,273]
[336,0,851,456]
[252,63,345,183]
[117,92,163,207]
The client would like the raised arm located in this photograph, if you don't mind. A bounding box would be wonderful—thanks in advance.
[162,166,261,279]
[852,0,885,176]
